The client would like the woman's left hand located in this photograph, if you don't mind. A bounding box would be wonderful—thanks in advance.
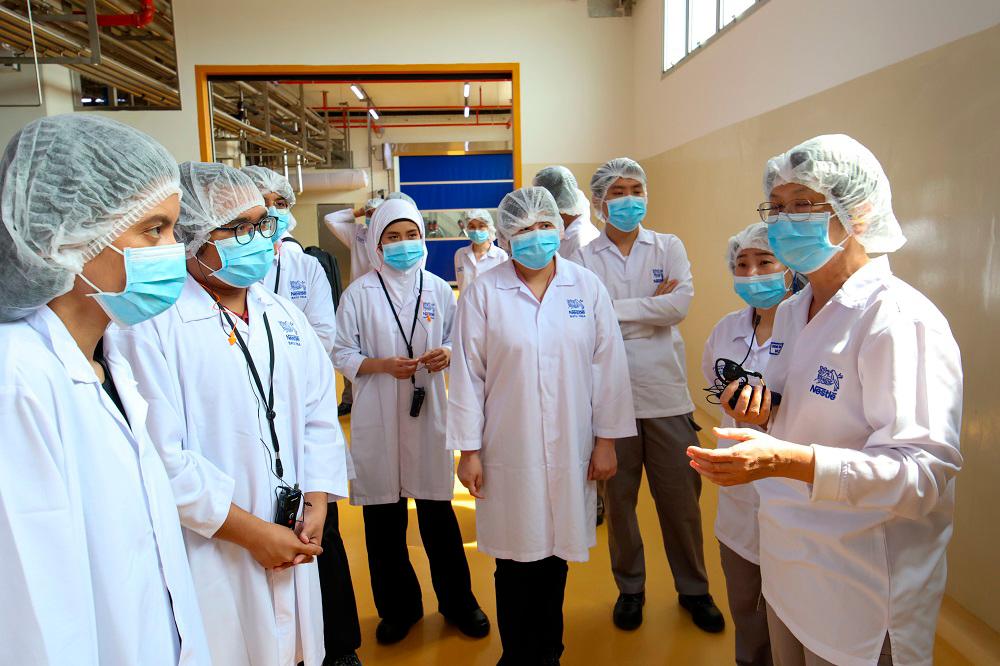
[420,347,451,372]
[686,427,815,486]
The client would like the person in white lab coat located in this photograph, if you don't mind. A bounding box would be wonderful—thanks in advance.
[689,135,963,666]
[242,166,363,665]
[573,157,724,633]
[453,208,508,291]
[105,161,350,666]
[325,196,385,416]
[449,186,636,665]
[333,198,489,645]
[0,115,211,665]
[533,165,601,259]
[701,222,802,666]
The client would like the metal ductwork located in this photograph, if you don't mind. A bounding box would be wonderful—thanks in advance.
[0,0,179,108]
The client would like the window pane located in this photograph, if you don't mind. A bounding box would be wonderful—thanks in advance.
[721,0,756,27]
[688,0,718,51]
[664,0,688,69]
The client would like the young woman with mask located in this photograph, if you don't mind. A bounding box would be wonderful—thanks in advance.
[333,198,489,646]
[0,115,211,664]
[449,186,635,665]
[453,208,508,291]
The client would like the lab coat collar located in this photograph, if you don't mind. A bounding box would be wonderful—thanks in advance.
[830,255,892,310]
[495,255,576,292]
[731,307,757,345]
[591,226,654,254]
[26,306,100,384]
[361,268,432,292]
[175,276,278,324]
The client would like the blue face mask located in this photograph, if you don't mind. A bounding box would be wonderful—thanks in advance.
[767,212,846,274]
[606,195,647,232]
[268,206,291,239]
[82,242,188,327]
[204,232,276,287]
[511,229,561,270]
[468,230,490,245]
[382,239,425,271]
[733,271,789,309]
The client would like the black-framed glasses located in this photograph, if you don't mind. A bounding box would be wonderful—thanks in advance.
[218,215,277,244]
[757,199,834,222]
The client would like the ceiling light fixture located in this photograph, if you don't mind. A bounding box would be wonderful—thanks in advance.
[369,108,379,120]
[350,85,365,100]
[463,82,470,98]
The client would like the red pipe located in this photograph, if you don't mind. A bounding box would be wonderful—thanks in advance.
[96,0,155,27]
[277,78,511,85]
[310,104,511,112]
[330,121,510,129]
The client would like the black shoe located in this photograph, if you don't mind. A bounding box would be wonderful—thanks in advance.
[596,495,605,526]
[338,402,352,417]
[325,653,362,666]
[375,615,421,645]
[679,594,725,633]
[613,592,645,630]
[445,606,491,638]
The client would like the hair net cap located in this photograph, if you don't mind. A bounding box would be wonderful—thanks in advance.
[727,222,774,273]
[465,209,497,241]
[386,191,416,206]
[533,165,579,213]
[240,165,296,207]
[496,187,563,241]
[590,157,647,222]
[0,114,181,322]
[176,162,264,256]
[367,199,426,267]
[365,197,385,213]
[764,134,904,253]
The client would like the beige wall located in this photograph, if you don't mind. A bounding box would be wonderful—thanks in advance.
[638,24,1000,632]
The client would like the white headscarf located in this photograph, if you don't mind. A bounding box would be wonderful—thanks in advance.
[367,198,427,306]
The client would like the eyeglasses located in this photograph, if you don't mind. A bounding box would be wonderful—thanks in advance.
[757,199,834,222]
[218,215,277,245]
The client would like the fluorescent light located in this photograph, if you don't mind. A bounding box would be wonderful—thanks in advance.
[369,108,379,120]
[350,85,365,100]
[463,106,470,118]
[463,82,470,97]
[95,98,105,103]
[464,141,469,151]
[81,97,92,103]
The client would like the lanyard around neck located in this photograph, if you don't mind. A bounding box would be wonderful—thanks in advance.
[375,269,424,386]
[218,305,284,479]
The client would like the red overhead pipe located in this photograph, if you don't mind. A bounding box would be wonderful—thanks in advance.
[277,78,511,85]
[96,0,155,27]
[310,104,511,112]
[330,121,510,129]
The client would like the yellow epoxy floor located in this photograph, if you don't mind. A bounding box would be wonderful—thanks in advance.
[335,405,971,665]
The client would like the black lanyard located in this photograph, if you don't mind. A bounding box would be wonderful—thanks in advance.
[219,306,285,479]
[375,269,423,386]
[272,255,282,293]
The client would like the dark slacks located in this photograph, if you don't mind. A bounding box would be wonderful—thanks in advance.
[495,556,569,665]
[362,497,478,621]
[317,502,362,661]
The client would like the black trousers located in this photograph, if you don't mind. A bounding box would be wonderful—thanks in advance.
[495,556,569,665]
[362,497,478,621]
[317,502,362,661]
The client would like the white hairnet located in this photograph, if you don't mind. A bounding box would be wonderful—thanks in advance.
[365,197,385,214]
[0,114,180,322]
[727,222,774,273]
[590,157,647,222]
[386,191,416,206]
[496,187,563,241]
[533,165,579,213]
[176,162,264,257]
[366,198,426,267]
[465,209,497,241]
[240,165,296,207]
[764,134,904,253]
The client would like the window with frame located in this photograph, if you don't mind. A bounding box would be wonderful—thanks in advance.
[663,0,765,72]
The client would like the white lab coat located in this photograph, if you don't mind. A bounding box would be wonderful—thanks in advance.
[453,243,509,291]
[263,243,337,356]
[572,228,695,418]
[334,268,457,505]
[105,277,349,666]
[324,208,371,282]
[0,307,211,666]
[701,307,767,565]
[447,258,637,562]
[758,256,963,666]
[558,208,600,259]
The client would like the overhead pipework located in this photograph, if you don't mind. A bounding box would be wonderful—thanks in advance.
[0,0,180,108]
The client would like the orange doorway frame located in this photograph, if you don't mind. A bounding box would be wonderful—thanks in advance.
[194,63,522,188]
